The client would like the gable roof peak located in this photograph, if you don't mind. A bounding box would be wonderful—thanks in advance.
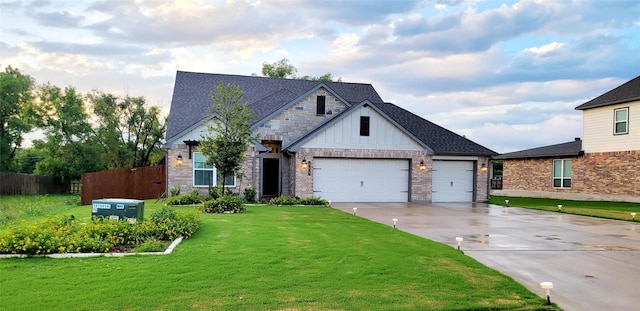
[575,75,640,110]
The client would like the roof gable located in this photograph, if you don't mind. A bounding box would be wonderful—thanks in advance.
[493,139,583,160]
[166,71,384,142]
[373,103,497,156]
[286,101,430,152]
[576,75,640,110]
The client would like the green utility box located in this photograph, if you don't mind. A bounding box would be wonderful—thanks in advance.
[92,198,144,223]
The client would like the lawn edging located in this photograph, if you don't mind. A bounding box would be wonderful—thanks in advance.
[0,237,183,259]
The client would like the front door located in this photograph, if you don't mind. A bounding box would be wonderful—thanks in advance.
[262,158,280,198]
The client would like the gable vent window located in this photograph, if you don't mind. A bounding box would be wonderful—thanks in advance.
[614,107,629,135]
[360,116,370,136]
[316,96,326,115]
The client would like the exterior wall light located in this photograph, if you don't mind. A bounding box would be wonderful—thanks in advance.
[481,162,488,172]
[456,237,463,251]
[176,154,183,166]
[301,158,311,176]
[418,160,427,171]
[540,282,554,305]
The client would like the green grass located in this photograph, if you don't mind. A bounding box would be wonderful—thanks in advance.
[490,196,640,221]
[0,194,81,227]
[0,196,559,310]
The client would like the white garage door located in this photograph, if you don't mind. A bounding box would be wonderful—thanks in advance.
[313,158,409,202]
[432,161,474,202]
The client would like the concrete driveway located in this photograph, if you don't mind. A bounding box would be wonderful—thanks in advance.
[332,202,640,311]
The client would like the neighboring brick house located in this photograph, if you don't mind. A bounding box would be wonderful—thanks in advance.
[493,75,640,202]
[164,71,496,203]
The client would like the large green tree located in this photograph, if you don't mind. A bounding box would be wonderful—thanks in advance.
[89,91,166,169]
[260,58,340,81]
[0,66,38,171]
[34,84,105,181]
[199,82,256,194]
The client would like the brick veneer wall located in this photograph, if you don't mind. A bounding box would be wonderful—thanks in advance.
[500,150,639,201]
[167,144,259,197]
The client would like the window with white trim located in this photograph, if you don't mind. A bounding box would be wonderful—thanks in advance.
[553,159,571,188]
[614,107,629,135]
[193,152,236,187]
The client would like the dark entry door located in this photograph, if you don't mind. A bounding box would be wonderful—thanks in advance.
[262,158,280,197]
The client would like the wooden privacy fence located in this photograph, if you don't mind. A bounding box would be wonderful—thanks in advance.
[81,165,165,205]
[0,172,70,195]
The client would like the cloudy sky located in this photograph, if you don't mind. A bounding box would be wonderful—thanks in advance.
[2,0,639,153]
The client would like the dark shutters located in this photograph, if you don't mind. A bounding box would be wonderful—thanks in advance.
[316,96,326,115]
[360,116,370,136]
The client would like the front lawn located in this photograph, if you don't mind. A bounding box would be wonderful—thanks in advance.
[490,196,639,221]
[0,197,559,310]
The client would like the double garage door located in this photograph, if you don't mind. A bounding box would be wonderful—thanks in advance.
[312,158,475,203]
[313,158,409,202]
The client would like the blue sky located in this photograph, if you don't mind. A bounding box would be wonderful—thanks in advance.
[1,0,639,153]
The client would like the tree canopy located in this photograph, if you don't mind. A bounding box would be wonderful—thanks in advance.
[0,65,38,171]
[1,65,166,181]
[260,58,341,81]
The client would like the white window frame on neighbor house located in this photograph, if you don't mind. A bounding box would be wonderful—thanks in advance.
[614,107,629,135]
[552,159,572,188]
[193,152,236,187]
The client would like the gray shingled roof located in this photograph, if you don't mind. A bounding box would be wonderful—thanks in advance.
[373,103,497,156]
[166,71,497,156]
[575,75,640,110]
[493,138,583,160]
[166,71,384,141]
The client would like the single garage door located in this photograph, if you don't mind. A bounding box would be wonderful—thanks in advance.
[432,161,474,202]
[313,158,409,202]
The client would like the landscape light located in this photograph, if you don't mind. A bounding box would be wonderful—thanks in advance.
[632,212,636,220]
[353,207,357,215]
[505,199,510,207]
[456,237,463,251]
[540,282,554,305]
[558,204,562,211]
[392,218,398,229]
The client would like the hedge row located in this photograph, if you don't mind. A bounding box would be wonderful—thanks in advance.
[0,207,199,255]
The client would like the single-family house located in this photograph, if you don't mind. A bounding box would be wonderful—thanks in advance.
[493,75,640,202]
[164,71,497,203]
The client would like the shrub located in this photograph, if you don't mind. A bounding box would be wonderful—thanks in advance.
[208,186,220,199]
[243,187,257,203]
[201,196,245,214]
[134,239,168,253]
[268,196,299,206]
[0,207,200,255]
[268,196,328,206]
[299,197,329,206]
[169,186,181,197]
[165,192,203,206]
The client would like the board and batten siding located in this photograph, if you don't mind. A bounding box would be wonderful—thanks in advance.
[582,100,640,153]
[302,105,424,151]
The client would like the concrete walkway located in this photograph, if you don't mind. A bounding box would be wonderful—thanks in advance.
[333,202,640,311]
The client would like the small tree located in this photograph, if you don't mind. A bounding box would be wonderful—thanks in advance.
[199,83,256,196]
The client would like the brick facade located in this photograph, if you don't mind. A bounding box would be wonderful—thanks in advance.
[499,151,640,202]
